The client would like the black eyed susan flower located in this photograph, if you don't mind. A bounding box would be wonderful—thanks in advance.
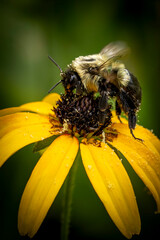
[0,92,160,239]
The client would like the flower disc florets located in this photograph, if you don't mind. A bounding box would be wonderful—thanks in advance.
[54,93,112,137]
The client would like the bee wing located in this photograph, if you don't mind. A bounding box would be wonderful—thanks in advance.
[100,41,130,64]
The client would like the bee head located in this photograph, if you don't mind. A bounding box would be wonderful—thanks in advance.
[61,69,81,92]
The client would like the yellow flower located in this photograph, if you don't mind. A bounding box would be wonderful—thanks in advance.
[0,93,160,239]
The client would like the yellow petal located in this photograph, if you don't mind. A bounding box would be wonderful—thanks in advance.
[110,129,160,213]
[0,112,54,138]
[18,134,79,237]
[112,122,160,155]
[20,101,54,116]
[0,102,55,117]
[0,122,54,167]
[42,93,61,106]
[134,124,160,154]
[111,111,128,124]
[80,141,140,239]
[0,107,27,117]
[0,101,55,117]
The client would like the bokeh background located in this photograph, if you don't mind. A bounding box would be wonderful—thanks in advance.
[0,0,160,239]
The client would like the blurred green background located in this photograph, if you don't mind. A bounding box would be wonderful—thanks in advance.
[0,0,160,239]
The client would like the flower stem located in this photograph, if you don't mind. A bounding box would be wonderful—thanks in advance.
[60,151,79,240]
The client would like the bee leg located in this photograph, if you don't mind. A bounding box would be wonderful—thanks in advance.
[93,109,112,136]
[98,90,109,126]
[128,110,143,142]
[99,91,108,112]
[119,89,143,141]
[130,128,143,142]
[99,110,108,125]
[76,80,84,95]
[115,100,122,123]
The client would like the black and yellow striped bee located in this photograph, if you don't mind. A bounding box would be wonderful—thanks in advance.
[49,42,142,140]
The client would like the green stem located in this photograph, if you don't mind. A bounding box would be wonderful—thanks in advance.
[60,151,79,240]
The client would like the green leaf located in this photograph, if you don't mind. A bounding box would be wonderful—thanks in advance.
[33,135,58,153]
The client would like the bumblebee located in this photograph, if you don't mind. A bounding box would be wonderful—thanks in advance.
[49,42,142,140]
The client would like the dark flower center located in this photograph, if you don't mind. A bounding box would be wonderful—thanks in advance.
[54,93,112,137]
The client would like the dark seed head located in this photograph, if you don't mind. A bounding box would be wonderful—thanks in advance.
[53,92,112,137]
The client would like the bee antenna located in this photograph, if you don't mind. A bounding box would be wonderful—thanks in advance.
[48,80,62,93]
[48,55,63,73]
[48,55,63,93]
